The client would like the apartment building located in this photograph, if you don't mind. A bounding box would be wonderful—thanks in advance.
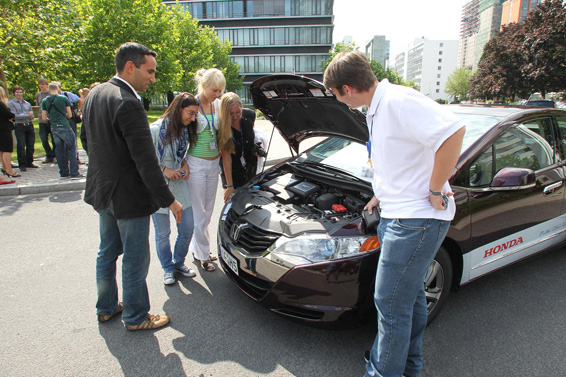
[405,38,458,101]
[364,35,390,68]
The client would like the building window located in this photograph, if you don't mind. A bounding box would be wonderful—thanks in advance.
[438,66,442,70]
[437,74,441,78]
[438,58,442,63]
[439,50,443,55]
[437,82,440,86]
[436,89,440,93]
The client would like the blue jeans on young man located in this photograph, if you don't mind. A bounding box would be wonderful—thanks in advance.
[151,207,194,273]
[96,201,151,327]
[14,123,35,167]
[38,122,55,160]
[51,127,78,177]
[365,218,450,377]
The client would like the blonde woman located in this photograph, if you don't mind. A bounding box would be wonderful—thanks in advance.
[218,92,258,202]
[0,86,18,183]
[186,68,225,272]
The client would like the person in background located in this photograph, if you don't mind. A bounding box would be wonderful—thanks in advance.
[78,88,90,114]
[41,82,81,179]
[81,42,182,331]
[0,86,17,184]
[58,84,83,164]
[217,92,258,203]
[324,50,465,377]
[150,93,199,285]
[35,78,55,164]
[8,86,36,172]
[186,68,225,272]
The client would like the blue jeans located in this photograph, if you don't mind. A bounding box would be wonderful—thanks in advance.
[151,207,194,273]
[96,201,151,327]
[39,122,54,160]
[365,218,450,377]
[51,127,78,177]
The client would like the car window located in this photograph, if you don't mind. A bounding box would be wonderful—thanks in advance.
[463,123,554,188]
[554,116,566,161]
[516,118,556,165]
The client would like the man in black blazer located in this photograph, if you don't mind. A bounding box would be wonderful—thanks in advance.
[81,42,182,331]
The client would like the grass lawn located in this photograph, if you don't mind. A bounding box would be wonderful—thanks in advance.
[16,109,164,161]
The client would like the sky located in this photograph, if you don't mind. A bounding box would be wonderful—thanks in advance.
[332,0,468,58]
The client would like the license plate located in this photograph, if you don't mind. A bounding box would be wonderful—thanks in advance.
[221,246,239,275]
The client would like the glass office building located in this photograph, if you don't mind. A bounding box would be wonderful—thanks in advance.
[165,0,335,104]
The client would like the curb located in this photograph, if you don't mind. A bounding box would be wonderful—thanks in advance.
[0,157,289,197]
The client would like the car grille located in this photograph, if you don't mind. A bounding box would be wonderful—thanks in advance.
[225,209,280,254]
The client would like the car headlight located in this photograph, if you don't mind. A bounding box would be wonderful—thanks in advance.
[266,234,380,266]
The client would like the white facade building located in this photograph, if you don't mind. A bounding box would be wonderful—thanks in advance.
[403,38,459,101]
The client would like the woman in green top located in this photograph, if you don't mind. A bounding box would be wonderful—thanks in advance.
[186,68,226,272]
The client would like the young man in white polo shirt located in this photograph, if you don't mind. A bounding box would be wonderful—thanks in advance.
[324,50,465,377]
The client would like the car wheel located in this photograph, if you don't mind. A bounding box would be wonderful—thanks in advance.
[425,247,453,325]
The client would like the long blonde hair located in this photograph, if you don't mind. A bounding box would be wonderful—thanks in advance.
[218,92,244,154]
[195,68,226,98]
[0,86,8,105]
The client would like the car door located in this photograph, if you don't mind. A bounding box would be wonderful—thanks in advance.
[552,114,566,214]
[460,116,566,282]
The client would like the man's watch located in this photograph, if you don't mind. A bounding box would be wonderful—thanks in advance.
[223,184,233,189]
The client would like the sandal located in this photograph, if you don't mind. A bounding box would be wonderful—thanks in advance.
[209,255,218,261]
[200,260,215,272]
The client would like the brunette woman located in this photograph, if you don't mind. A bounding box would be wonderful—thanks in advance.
[150,93,200,285]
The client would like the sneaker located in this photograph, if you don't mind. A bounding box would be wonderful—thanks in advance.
[163,272,176,285]
[175,264,196,277]
[97,302,123,323]
[126,314,170,331]
[70,174,85,180]
[42,158,54,164]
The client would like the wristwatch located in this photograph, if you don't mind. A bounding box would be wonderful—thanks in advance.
[223,184,233,189]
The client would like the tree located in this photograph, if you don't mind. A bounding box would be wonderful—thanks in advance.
[445,68,473,100]
[521,0,566,98]
[470,21,530,100]
[75,0,179,96]
[0,0,82,97]
[169,5,242,93]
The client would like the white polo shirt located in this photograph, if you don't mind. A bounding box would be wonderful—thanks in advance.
[367,79,464,221]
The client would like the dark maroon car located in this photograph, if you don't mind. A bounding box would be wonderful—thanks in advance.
[217,74,566,327]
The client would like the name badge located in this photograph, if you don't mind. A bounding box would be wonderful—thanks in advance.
[209,141,218,150]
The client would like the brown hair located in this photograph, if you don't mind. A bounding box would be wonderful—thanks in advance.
[323,50,377,95]
[159,92,199,145]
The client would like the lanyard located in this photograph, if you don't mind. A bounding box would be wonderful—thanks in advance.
[366,117,374,168]
[234,125,245,156]
[197,95,215,138]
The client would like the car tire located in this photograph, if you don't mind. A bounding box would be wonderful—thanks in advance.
[425,246,453,325]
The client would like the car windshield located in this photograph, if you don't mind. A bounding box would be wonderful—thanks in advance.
[296,112,501,182]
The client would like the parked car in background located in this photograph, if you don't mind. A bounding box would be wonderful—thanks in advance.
[217,74,566,327]
[526,99,556,108]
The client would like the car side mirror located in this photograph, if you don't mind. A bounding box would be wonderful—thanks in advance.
[490,167,536,188]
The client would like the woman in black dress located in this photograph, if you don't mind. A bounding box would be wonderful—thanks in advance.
[0,86,18,184]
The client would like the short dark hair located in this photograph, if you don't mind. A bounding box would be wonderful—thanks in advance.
[38,78,48,85]
[115,42,157,74]
[12,85,23,94]
[323,50,377,95]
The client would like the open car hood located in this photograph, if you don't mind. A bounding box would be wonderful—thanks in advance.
[250,74,369,153]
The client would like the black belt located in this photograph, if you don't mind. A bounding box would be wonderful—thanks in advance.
[15,122,33,126]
